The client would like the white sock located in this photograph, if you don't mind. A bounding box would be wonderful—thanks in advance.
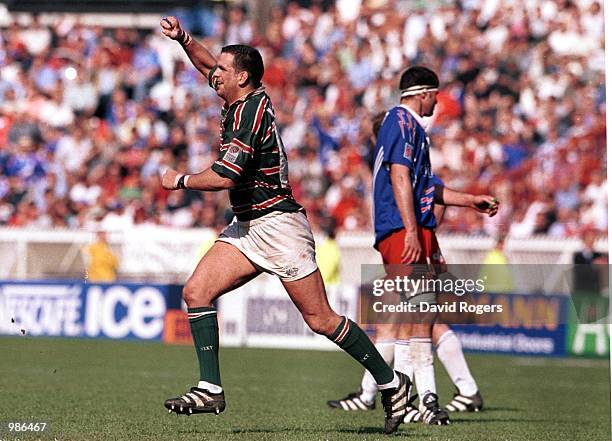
[377,339,396,364]
[393,339,413,381]
[378,371,399,390]
[436,329,478,396]
[360,339,394,404]
[198,380,223,394]
[411,337,436,399]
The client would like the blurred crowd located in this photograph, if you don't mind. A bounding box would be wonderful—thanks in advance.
[0,0,606,238]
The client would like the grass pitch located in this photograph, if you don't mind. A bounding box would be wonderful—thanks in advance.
[0,337,609,441]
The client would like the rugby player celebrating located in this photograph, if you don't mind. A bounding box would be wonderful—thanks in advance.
[158,16,411,434]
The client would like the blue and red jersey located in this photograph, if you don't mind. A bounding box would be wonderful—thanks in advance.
[372,105,437,246]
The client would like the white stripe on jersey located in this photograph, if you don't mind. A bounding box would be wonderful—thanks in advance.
[265,107,289,188]
[371,146,385,226]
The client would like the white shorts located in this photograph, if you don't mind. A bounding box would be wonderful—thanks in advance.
[217,210,318,282]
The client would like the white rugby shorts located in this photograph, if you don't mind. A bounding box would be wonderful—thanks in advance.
[217,210,318,282]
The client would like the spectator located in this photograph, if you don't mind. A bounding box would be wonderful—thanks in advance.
[572,227,608,324]
[316,220,341,286]
[0,1,605,238]
[480,233,513,293]
[83,230,119,282]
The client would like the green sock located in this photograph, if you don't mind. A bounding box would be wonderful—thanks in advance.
[328,317,394,385]
[188,307,221,387]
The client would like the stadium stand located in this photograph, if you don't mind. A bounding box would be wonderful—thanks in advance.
[0,0,606,239]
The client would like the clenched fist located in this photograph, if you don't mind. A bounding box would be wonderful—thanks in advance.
[161,168,180,190]
[160,16,192,45]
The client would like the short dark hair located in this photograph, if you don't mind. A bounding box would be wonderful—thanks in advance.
[399,66,439,91]
[371,111,386,138]
[221,44,264,88]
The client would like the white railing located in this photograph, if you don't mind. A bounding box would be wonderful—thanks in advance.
[0,227,607,286]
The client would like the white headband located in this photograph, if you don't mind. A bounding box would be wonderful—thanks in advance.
[400,85,439,98]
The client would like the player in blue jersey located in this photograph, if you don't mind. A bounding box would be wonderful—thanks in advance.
[373,66,497,424]
[328,178,485,419]
[328,108,488,420]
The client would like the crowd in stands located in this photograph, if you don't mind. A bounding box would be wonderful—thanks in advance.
[0,0,606,238]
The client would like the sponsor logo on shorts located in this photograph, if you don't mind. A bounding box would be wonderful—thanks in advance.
[285,267,299,277]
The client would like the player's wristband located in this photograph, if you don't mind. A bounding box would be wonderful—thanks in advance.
[173,174,182,189]
[177,174,189,190]
[177,29,192,46]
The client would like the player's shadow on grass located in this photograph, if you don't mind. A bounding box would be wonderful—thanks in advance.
[482,406,521,412]
[450,418,550,424]
[216,427,383,435]
[339,427,392,434]
[226,427,386,435]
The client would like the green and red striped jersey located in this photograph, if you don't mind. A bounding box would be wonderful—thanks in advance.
[211,87,304,221]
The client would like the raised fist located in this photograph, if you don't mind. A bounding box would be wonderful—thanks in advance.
[160,167,180,190]
[160,16,192,45]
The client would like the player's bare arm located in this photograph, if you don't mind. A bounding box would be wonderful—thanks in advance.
[160,16,217,77]
[161,168,234,191]
[390,163,421,263]
[434,204,447,225]
[434,185,499,217]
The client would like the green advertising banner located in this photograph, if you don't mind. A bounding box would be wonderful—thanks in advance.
[566,293,610,358]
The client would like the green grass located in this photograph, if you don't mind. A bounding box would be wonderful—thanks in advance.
[0,337,609,441]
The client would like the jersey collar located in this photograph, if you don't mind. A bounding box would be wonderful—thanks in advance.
[399,103,428,130]
[226,86,266,109]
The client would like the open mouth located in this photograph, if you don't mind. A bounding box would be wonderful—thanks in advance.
[212,77,221,90]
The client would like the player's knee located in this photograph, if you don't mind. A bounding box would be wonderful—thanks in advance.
[182,281,198,307]
[410,323,433,338]
[376,323,397,340]
[432,322,450,344]
[182,279,215,307]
